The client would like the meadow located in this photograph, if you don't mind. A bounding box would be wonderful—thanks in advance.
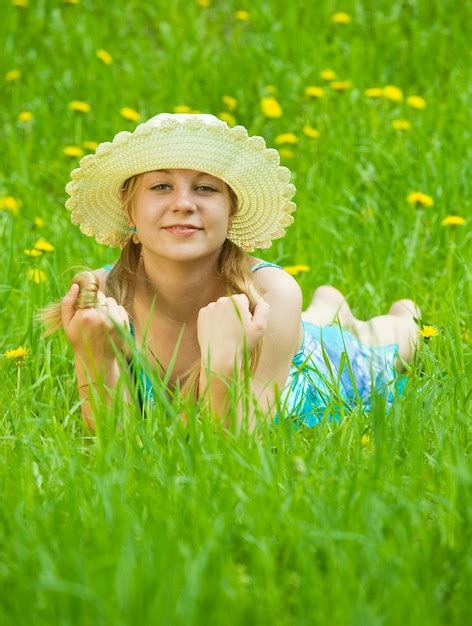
[1,0,471,624]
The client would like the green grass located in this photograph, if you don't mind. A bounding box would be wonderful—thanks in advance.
[1,0,471,624]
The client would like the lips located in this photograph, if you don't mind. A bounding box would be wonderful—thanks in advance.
[162,225,202,230]
[162,224,203,237]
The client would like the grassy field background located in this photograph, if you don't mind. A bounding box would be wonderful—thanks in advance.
[1,0,471,624]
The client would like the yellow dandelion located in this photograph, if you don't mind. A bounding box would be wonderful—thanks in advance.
[275,133,298,145]
[218,112,236,126]
[419,325,440,339]
[383,85,403,101]
[0,196,21,214]
[407,192,434,208]
[120,107,141,122]
[197,0,211,7]
[63,146,84,157]
[392,119,411,131]
[331,81,352,91]
[68,100,91,113]
[222,95,237,110]
[235,10,250,21]
[364,87,383,98]
[33,217,44,228]
[63,0,80,4]
[265,85,278,95]
[261,96,282,118]
[441,215,466,227]
[173,105,192,113]
[279,149,295,159]
[82,140,99,151]
[361,434,370,446]
[3,346,30,362]
[304,86,325,98]
[5,69,21,82]
[34,238,54,252]
[96,49,113,65]
[407,95,426,109]
[283,265,310,276]
[331,12,351,24]
[24,249,43,257]
[28,269,47,284]
[320,69,337,81]
[302,126,320,139]
[12,0,29,7]
[17,111,33,122]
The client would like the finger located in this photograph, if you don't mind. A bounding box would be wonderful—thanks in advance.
[96,289,108,306]
[61,283,80,328]
[229,294,251,321]
[99,298,121,326]
[103,299,130,331]
[251,299,271,331]
[118,305,130,329]
[232,293,250,304]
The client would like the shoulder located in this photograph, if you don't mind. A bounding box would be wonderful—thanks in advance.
[251,260,302,373]
[248,256,302,305]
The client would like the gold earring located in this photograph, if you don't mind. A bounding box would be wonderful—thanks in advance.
[128,225,140,244]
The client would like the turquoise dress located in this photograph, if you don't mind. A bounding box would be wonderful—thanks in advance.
[104,262,406,427]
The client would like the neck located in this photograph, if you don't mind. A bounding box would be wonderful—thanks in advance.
[135,252,227,324]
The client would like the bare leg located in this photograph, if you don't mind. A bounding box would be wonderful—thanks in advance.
[303,287,420,371]
[351,299,420,368]
[302,285,358,327]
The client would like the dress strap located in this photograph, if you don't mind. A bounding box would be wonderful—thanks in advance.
[250,261,283,273]
[103,263,114,272]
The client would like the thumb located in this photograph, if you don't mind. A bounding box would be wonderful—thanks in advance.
[61,283,80,328]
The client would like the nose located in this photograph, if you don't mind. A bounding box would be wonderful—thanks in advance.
[170,186,197,213]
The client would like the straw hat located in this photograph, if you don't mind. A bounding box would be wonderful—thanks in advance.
[65,113,296,251]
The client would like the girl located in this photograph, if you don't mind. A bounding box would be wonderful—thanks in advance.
[40,113,420,432]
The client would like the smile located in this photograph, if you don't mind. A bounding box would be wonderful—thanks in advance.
[162,226,202,236]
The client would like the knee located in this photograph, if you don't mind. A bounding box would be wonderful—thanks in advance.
[312,285,346,304]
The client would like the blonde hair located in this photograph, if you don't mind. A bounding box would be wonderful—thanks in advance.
[38,172,265,403]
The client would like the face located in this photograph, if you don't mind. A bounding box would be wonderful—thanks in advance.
[129,169,234,263]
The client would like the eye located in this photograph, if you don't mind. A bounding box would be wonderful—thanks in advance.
[151,183,171,191]
[196,185,217,192]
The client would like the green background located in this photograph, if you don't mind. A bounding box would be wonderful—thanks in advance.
[1,1,471,624]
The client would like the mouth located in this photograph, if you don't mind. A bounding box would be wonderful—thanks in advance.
[162,225,203,236]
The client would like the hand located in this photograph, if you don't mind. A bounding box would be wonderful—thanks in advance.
[197,294,270,370]
[61,284,130,364]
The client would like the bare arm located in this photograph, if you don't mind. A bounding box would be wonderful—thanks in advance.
[246,271,303,427]
[74,354,122,431]
[61,283,131,432]
[197,271,302,431]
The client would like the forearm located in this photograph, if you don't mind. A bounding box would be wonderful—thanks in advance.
[74,353,122,431]
[198,355,256,432]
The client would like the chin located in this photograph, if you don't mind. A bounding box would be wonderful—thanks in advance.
[146,242,224,263]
